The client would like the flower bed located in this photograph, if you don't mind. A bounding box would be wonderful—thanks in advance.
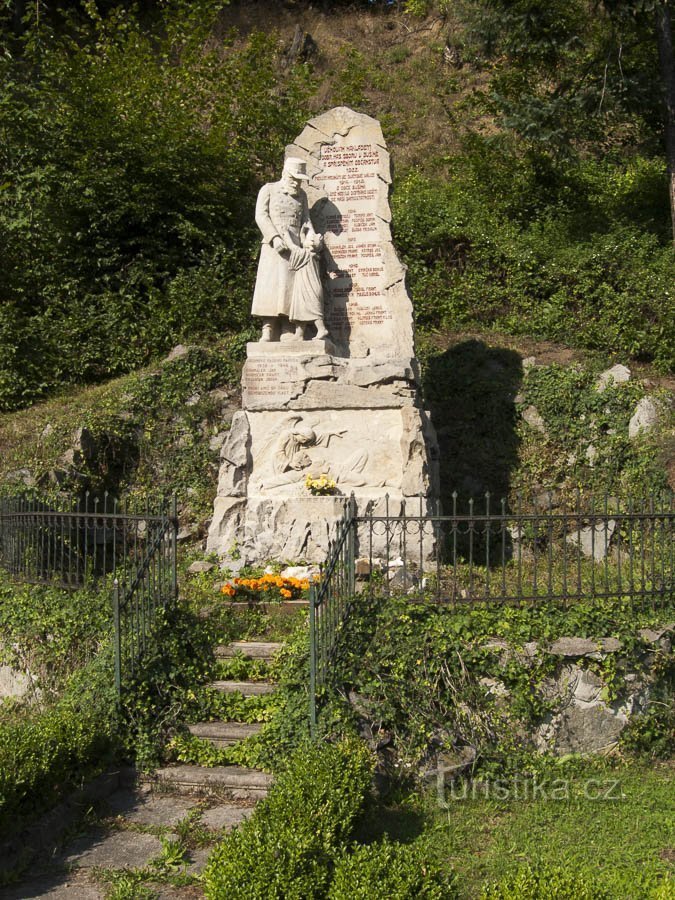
[221,573,313,602]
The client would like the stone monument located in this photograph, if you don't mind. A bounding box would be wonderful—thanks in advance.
[207,108,438,563]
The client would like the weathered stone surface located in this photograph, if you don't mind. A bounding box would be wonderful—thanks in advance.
[61,828,163,869]
[596,364,631,392]
[288,107,413,360]
[566,519,616,561]
[628,396,661,438]
[163,343,191,363]
[103,791,197,826]
[1,873,104,899]
[549,636,622,657]
[638,625,673,649]
[280,564,319,580]
[0,663,36,700]
[585,443,598,466]
[187,560,215,575]
[522,405,547,434]
[201,804,254,830]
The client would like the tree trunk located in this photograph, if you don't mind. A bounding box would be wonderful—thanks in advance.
[655,1,675,246]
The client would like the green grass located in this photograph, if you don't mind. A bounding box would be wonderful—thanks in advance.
[425,762,675,897]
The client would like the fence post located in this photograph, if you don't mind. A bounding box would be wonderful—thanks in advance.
[309,582,317,738]
[347,493,356,596]
[170,494,178,602]
[113,578,122,696]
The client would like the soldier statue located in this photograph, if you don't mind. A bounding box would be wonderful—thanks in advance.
[251,157,329,343]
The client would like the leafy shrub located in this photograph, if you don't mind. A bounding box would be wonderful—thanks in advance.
[0,651,117,833]
[393,156,675,372]
[121,598,222,769]
[479,863,611,899]
[329,836,458,899]
[203,738,374,899]
[619,701,675,760]
[0,4,311,410]
[0,572,111,692]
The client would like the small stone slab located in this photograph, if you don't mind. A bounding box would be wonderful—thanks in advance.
[201,804,255,830]
[187,560,216,574]
[549,636,622,657]
[218,640,284,660]
[150,765,273,798]
[209,680,276,695]
[60,828,163,869]
[638,625,673,645]
[188,721,263,746]
[103,790,198,826]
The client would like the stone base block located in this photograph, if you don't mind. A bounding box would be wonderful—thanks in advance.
[207,493,436,565]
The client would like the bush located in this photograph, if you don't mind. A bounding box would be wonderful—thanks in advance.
[479,863,611,899]
[0,652,117,833]
[0,572,111,692]
[203,738,374,899]
[393,154,675,372]
[0,4,312,409]
[329,836,458,899]
[121,599,219,769]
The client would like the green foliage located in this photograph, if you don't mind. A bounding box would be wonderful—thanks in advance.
[328,592,674,770]
[479,863,612,899]
[394,158,675,371]
[460,0,662,154]
[0,570,111,691]
[0,340,248,516]
[121,598,222,769]
[620,697,675,759]
[514,363,671,496]
[0,650,118,834]
[203,738,374,900]
[0,3,312,410]
[329,836,458,899]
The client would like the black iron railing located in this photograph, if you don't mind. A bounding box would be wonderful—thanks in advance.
[309,490,675,732]
[308,494,356,735]
[361,491,674,608]
[0,493,178,694]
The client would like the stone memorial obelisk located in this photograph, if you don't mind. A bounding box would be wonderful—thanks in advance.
[207,108,438,563]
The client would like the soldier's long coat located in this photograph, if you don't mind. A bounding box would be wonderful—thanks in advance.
[251,180,316,318]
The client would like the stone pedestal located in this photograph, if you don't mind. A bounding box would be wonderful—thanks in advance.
[207,109,438,564]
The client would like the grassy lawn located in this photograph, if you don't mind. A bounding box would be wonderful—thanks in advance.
[430,762,675,897]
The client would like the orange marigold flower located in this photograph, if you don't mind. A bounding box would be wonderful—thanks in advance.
[280,588,292,598]
[221,584,235,597]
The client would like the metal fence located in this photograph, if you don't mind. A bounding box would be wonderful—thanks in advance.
[308,495,355,735]
[0,492,178,694]
[361,491,674,608]
[309,490,675,731]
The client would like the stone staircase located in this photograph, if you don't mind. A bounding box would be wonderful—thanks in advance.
[146,638,283,800]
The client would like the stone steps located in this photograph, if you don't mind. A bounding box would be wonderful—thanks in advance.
[188,721,263,746]
[209,679,276,696]
[216,640,284,660]
[146,764,273,799]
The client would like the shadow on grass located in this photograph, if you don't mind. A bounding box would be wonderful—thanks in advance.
[355,802,428,846]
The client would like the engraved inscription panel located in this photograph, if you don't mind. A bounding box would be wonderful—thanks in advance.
[309,139,401,355]
[242,358,302,407]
